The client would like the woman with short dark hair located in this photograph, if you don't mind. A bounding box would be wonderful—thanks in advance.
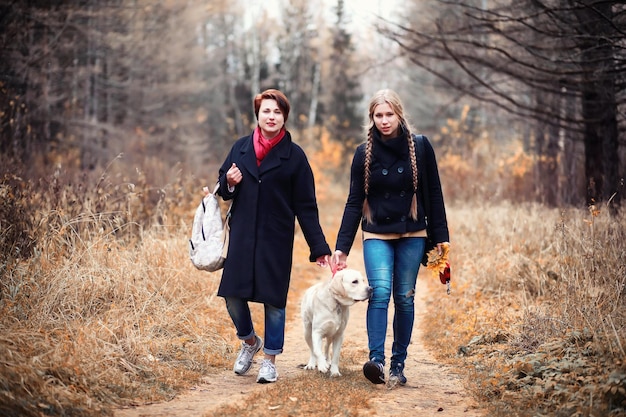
[216,89,331,384]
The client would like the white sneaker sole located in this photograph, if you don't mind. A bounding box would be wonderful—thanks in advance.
[256,375,277,383]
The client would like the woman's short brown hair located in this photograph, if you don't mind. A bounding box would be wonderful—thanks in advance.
[253,89,291,123]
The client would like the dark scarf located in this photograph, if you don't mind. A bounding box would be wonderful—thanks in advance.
[253,126,286,166]
[372,127,409,164]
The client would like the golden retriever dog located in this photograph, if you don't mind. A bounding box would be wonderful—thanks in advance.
[301,269,372,377]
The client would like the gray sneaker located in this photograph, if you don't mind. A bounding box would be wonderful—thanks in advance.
[256,359,278,383]
[233,335,263,375]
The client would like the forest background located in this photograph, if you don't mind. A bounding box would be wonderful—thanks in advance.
[0,0,625,416]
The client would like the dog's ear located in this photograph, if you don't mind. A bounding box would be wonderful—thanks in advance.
[330,270,348,298]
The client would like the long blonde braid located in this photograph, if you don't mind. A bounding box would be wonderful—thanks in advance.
[362,129,374,224]
[406,127,419,220]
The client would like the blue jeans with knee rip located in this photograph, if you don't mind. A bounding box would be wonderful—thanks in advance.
[363,237,425,366]
[224,297,285,355]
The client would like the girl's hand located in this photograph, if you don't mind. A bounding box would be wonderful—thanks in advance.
[331,250,347,271]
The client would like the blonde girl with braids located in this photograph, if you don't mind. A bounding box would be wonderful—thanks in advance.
[332,89,449,387]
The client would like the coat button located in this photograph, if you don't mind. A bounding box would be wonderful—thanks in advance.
[384,192,390,199]
[400,191,406,197]
[398,166,404,173]
[401,215,406,221]
[382,169,388,175]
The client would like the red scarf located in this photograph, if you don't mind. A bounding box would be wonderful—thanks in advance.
[253,126,285,166]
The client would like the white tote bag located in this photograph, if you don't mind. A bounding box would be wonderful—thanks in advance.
[189,184,230,271]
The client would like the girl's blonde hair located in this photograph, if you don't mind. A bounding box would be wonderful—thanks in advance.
[362,89,419,223]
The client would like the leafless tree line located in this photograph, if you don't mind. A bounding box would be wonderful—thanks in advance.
[381,0,625,208]
[0,0,362,173]
[1,0,624,208]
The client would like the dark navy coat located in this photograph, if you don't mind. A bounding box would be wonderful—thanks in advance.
[216,131,331,309]
[335,131,449,255]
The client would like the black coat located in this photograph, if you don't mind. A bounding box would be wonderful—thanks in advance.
[335,132,449,255]
[216,131,331,308]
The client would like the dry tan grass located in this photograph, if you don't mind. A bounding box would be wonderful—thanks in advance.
[0,225,233,415]
[0,164,235,416]
[421,201,626,416]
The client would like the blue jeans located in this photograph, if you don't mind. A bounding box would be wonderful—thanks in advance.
[224,297,286,355]
[363,237,425,366]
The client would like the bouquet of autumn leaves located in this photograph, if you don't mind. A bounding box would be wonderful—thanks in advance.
[425,242,451,295]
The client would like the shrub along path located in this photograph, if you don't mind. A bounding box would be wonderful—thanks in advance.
[114,250,484,417]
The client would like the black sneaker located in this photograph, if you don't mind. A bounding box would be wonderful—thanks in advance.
[363,360,385,384]
[388,363,407,387]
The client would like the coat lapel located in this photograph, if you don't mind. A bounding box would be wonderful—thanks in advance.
[259,131,292,175]
[239,134,259,180]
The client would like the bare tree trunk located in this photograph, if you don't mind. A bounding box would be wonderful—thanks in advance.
[250,33,260,97]
[545,93,561,206]
[42,21,51,146]
[576,2,620,208]
[534,92,559,206]
[307,62,320,131]
[558,86,573,206]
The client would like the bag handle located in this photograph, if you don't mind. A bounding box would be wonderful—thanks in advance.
[210,181,232,221]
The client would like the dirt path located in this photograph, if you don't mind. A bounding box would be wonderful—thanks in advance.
[115,255,484,417]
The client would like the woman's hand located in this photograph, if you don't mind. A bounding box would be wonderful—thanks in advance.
[331,250,347,271]
[226,163,243,187]
[436,242,450,256]
[315,254,330,268]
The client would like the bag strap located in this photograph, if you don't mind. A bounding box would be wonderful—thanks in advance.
[211,181,232,223]
[413,133,430,222]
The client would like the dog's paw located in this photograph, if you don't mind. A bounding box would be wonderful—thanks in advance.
[329,366,341,377]
[304,359,317,371]
[317,359,330,373]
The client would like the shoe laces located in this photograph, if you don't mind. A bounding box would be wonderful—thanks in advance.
[260,359,275,371]
[237,340,258,362]
[242,340,258,353]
